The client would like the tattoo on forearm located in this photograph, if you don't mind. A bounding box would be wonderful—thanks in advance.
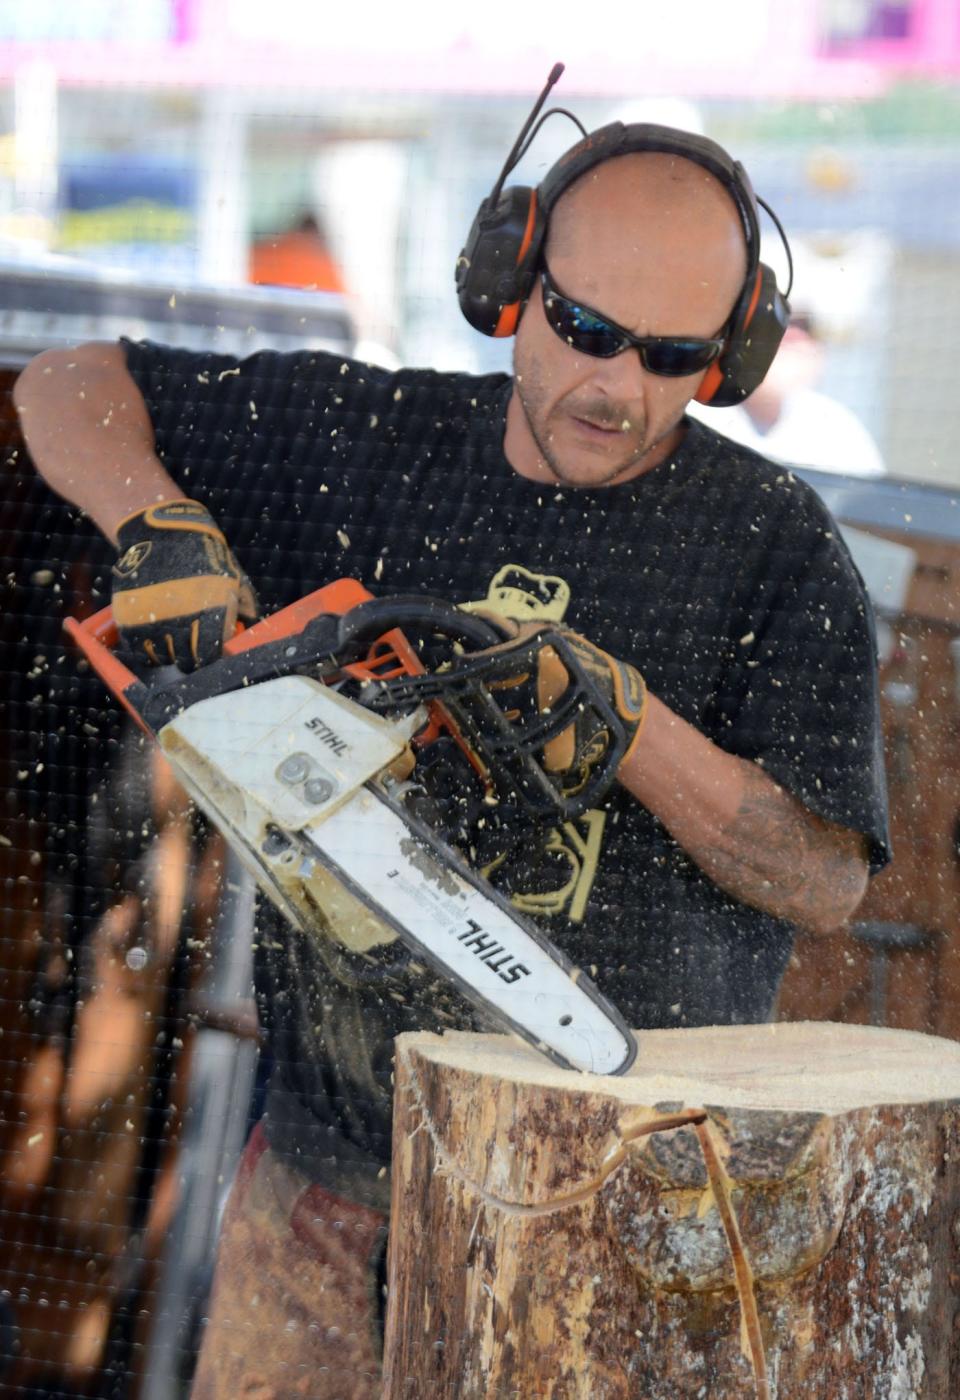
[702,764,867,929]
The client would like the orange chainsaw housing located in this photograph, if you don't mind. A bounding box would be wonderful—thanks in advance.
[63,578,486,781]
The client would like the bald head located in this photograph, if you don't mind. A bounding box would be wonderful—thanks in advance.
[505,150,754,488]
[546,152,748,334]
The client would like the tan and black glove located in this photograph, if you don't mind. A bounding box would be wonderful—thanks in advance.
[111,498,258,670]
[480,618,648,798]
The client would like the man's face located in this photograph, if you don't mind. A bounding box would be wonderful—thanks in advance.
[505,153,748,488]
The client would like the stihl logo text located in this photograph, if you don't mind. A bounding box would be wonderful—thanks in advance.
[304,716,349,756]
[384,870,532,984]
[455,918,531,985]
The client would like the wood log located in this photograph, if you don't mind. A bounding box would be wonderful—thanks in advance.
[383,1022,960,1399]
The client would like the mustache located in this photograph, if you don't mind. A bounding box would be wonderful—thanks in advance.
[563,396,641,432]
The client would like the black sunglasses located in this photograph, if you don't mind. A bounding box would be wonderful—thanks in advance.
[540,261,726,378]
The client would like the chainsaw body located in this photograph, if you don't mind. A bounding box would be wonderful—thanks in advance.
[65,580,638,1076]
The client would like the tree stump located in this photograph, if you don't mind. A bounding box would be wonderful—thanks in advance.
[383,1023,960,1399]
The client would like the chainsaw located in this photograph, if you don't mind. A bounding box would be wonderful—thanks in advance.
[65,579,637,1076]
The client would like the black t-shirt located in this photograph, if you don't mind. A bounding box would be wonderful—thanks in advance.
[123,339,890,1204]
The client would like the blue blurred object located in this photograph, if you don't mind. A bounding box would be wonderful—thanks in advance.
[60,156,195,214]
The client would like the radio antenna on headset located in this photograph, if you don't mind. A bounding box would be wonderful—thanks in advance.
[489,62,567,207]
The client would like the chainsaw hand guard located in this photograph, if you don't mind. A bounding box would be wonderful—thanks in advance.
[364,626,630,819]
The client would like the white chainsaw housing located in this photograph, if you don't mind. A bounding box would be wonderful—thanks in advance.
[158,674,413,953]
[157,675,636,1075]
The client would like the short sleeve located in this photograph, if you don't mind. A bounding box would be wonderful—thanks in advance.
[714,494,891,873]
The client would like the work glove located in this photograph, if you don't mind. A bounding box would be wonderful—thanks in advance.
[111,498,258,670]
[479,618,648,799]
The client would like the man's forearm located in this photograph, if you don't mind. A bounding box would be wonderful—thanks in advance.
[620,694,869,934]
[13,341,180,544]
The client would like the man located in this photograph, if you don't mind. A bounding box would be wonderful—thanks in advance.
[14,128,889,1396]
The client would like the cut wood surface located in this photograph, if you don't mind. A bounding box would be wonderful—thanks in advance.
[383,1022,960,1399]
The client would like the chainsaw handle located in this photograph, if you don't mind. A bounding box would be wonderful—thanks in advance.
[337,596,501,654]
[62,603,256,733]
[63,607,153,731]
[61,581,378,730]
[62,585,498,736]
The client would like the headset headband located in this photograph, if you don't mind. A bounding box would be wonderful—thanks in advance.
[538,121,762,278]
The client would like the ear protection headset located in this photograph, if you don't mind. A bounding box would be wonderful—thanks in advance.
[455,65,793,407]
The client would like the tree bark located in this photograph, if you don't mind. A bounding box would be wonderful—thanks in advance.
[383,1022,960,1399]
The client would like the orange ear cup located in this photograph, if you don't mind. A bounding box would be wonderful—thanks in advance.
[693,266,765,404]
[493,301,522,337]
[693,361,725,405]
[491,191,541,338]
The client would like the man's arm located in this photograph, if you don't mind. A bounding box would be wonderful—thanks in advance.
[477,620,871,936]
[12,341,180,542]
[620,693,869,937]
[14,341,256,668]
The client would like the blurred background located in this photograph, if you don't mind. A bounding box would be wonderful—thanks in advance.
[0,0,956,480]
[1,1,960,1396]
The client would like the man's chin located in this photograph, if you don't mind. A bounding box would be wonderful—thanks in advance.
[544,414,687,487]
[539,416,649,486]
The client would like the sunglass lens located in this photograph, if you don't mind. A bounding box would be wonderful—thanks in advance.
[642,340,720,376]
[545,294,621,357]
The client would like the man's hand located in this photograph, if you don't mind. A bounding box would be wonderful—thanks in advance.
[112,499,257,669]
[480,618,648,797]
